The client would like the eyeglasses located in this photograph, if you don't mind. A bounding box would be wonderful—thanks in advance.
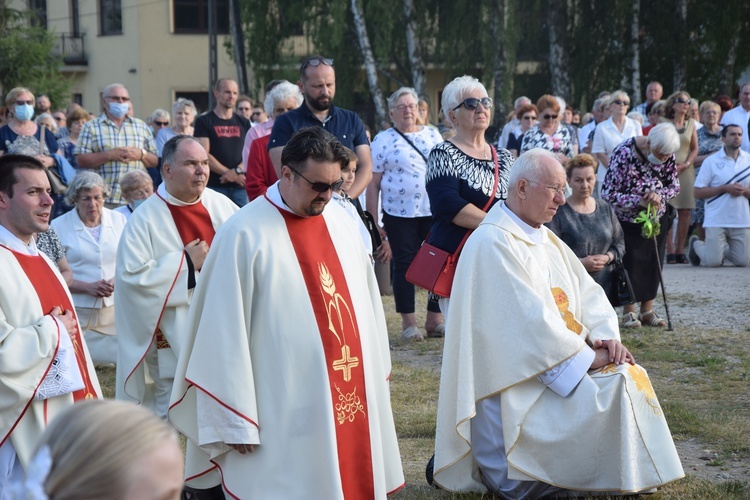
[288,165,343,193]
[542,114,558,120]
[522,115,537,121]
[396,103,418,112]
[301,57,334,71]
[674,98,690,105]
[105,95,130,102]
[453,97,493,111]
[15,100,33,105]
[527,180,566,196]
[154,121,169,127]
[612,99,630,106]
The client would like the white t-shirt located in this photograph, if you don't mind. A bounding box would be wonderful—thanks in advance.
[592,117,643,184]
[720,105,750,153]
[371,126,442,218]
[695,148,750,228]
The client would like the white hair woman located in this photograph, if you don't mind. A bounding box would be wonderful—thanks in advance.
[591,90,643,193]
[601,123,681,328]
[113,169,154,219]
[0,87,61,168]
[156,98,197,157]
[368,87,445,340]
[424,76,514,331]
[14,400,183,499]
[51,171,127,364]
[245,81,303,200]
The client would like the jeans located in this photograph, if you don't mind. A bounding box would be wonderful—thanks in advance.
[209,184,249,207]
[382,213,441,314]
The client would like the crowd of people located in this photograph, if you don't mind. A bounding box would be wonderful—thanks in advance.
[1,56,749,498]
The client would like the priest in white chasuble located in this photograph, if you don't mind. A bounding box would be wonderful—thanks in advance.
[170,128,404,499]
[115,135,238,420]
[433,149,684,498]
[0,155,101,491]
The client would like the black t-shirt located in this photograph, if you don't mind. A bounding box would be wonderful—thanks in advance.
[194,111,251,187]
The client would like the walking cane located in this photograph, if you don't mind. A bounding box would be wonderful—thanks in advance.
[652,235,673,331]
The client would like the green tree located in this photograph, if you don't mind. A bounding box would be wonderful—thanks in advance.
[0,5,71,107]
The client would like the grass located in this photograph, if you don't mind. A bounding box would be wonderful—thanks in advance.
[93,285,750,499]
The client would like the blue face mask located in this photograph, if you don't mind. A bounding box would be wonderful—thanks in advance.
[108,102,130,119]
[14,104,34,122]
[647,152,665,165]
[132,198,147,210]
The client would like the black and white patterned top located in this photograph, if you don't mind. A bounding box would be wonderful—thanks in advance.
[425,141,514,253]
[520,123,575,158]
[36,227,66,268]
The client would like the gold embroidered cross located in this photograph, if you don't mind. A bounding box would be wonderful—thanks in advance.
[332,345,359,382]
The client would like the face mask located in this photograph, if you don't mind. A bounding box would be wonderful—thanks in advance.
[14,104,34,122]
[132,198,147,210]
[108,102,130,119]
[647,152,664,165]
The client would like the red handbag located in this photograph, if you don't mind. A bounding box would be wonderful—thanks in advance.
[406,146,500,297]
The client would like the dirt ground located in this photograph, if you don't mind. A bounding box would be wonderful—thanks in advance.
[391,263,750,484]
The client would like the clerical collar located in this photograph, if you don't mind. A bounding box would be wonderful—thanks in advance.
[0,224,39,256]
[266,182,296,215]
[501,202,545,245]
[158,183,203,207]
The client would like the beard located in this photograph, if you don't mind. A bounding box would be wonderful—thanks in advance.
[304,198,328,216]
[307,95,332,112]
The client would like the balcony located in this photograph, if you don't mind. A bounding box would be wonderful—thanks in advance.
[53,33,87,66]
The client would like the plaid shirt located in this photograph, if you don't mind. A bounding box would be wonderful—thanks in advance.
[75,114,156,204]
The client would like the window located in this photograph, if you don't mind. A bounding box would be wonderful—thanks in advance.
[29,0,48,28]
[173,0,230,35]
[175,91,209,115]
[100,0,122,36]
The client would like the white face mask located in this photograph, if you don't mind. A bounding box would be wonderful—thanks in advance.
[647,152,665,165]
[108,102,129,119]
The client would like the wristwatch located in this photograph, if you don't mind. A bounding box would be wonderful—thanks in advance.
[140,148,146,160]
[235,166,244,174]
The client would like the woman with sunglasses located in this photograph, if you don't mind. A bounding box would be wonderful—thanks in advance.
[0,87,60,167]
[592,91,643,193]
[661,91,699,264]
[506,103,538,158]
[520,94,576,163]
[425,76,514,318]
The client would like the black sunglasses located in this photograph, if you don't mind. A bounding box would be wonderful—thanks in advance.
[301,57,334,71]
[612,99,630,106]
[674,98,690,105]
[288,165,343,193]
[453,97,493,111]
[543,114,558,120]
[154,121,169,126]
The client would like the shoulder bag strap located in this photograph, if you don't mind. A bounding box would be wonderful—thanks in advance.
[392,127,430,164]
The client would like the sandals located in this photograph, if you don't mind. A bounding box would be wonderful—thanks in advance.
[426,323,445,338]
[666,254,676,264]
[675,254,689,264]
[639,310,667,328]
[401,326,424,341]
[621,311,641,328]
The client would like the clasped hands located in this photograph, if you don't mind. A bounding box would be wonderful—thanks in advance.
[590,339,635,370]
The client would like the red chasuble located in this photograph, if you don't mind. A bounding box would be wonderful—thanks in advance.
[158,193,216,246]
[10,250,98,401]
[278,208,375,500]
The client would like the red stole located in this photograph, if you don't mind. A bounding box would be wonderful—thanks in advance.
[278,208,375,499]
[159,193,216,246]
[10,249,98,401]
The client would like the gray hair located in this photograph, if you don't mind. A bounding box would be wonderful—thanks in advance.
[119,169,153,197]
[65,171,111,206]
[514,96,531,109]
[607,90,630,107]
[172,98,197,117]
[264,81,302,117]
[647,123,680,156]
[509,148,559,188]
[627,111,645,126]
[34,113,57,133]
[387,87,419,111]
[102,83,127,99]
[441,75,488,127]
[147,108,170,124]
[162,135,203,169]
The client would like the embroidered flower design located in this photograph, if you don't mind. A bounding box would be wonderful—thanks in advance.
[335,385,365,424]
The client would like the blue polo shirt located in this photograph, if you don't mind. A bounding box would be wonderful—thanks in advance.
[268,103,369,151]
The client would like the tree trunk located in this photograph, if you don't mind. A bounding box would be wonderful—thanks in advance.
[403,0,427,100]
[548,0,571,99]
[717,30,741,97]
[490,0,508,127]
[673,0,687,91]
[350,0,388,126]
[629,0,641,103]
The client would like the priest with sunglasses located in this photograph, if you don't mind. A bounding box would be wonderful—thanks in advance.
[170,127,404,499]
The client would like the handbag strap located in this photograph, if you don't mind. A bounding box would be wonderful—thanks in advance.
[392,127,430,164]
[39,124,47,155]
